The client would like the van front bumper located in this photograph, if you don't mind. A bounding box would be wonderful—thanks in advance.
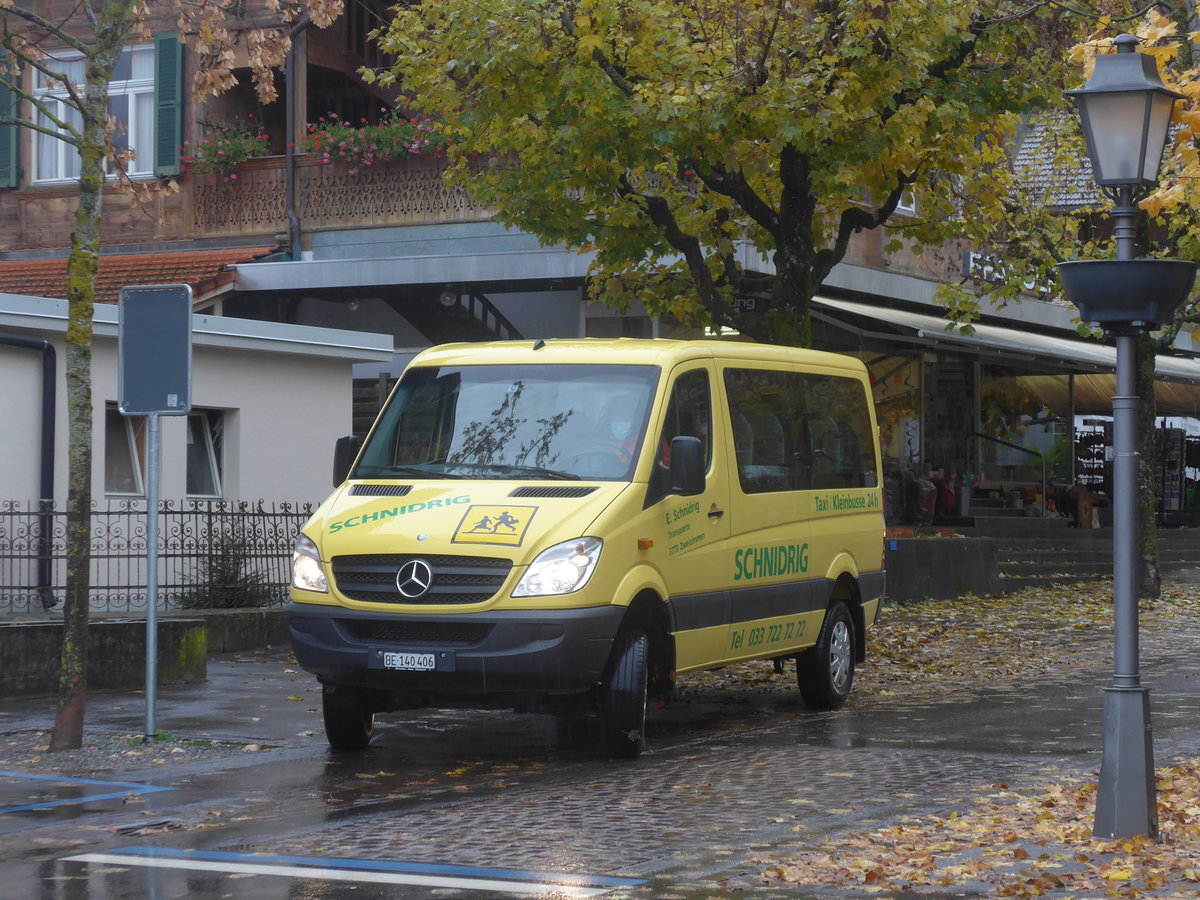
[286,601,626,702]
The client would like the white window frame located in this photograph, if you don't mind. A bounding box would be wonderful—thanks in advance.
[186,409,224,498]
[104,403,146,496]
[31,44,155,184]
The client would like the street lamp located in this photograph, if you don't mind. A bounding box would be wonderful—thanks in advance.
[1058,34,1196,840]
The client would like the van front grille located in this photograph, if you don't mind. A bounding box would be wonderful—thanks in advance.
[341,620,493,647]
[330,554,512,605]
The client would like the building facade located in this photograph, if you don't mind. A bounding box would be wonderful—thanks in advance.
[0,5,1199,529]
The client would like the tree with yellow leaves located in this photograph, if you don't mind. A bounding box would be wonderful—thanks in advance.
[0,0,342,752]
[370,0,1089,347]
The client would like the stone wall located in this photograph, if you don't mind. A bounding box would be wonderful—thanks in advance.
[0,617,207,698]
[883,537,1001,601]
[0,609,289,698]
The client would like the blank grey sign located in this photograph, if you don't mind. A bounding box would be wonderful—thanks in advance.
[118,284,193,415]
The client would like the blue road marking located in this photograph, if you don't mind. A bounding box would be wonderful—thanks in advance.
[0,770,173,814]
[64,845,646,895]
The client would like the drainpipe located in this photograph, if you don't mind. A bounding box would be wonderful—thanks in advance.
[0,333,57,609]
[285,15,312,261]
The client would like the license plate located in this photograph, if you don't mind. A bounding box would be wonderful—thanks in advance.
[382,651,436,671]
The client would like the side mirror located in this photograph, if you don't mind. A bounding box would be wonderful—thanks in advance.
[333,434,360,487]
[669,436,705,495]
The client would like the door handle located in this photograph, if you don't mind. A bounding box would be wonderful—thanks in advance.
[707,507,725,519]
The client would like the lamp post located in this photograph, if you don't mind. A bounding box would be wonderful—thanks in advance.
[1058,34,1196,840]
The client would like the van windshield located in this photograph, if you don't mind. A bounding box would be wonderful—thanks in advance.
[354,364,660,481]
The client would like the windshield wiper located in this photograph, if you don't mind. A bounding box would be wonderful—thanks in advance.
[445,462,581,480]
[498,464,582,481]
[365,464,466,479]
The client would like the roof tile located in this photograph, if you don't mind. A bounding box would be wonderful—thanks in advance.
[0,247,276,304]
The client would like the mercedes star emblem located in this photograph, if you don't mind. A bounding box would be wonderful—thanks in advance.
[395,559,434,599]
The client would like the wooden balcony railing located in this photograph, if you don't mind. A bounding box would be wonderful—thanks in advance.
[192,154,491,237]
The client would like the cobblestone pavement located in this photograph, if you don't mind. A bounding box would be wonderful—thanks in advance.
[6,605,1200,898]
[262,735,1066,885]
[162,639,1186,899]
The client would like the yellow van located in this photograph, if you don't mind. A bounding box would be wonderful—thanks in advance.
[288,339,885,757]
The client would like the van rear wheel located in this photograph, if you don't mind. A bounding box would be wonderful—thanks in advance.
[600,629,649,759]
[796,601,855,710]
[322,683,375,752]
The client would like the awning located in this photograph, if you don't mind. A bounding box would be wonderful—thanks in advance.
[813,295,1200,385]
[1014,373,1200,417]
[229,247,596,293]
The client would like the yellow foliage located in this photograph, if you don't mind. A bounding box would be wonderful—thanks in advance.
[1136,8,1177,47]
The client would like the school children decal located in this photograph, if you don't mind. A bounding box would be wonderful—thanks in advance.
[453,505,538,546]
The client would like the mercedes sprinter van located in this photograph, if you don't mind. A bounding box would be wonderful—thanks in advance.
[288,339,885,757]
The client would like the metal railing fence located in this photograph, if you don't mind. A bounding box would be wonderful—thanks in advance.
[0,499,314,614]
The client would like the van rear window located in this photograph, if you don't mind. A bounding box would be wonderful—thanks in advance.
[723,368,878,494]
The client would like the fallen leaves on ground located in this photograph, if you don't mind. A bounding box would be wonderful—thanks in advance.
[761,759,1200,898]
[0,729,271,774]
[680,580,1200,701]
[752,580,1200,897]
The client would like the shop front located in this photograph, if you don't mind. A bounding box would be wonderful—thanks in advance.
[809,294,1200,528]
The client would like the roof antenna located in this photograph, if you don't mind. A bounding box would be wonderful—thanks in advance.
[533,339,545,350]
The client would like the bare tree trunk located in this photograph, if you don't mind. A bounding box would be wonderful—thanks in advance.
[48,48,118,753]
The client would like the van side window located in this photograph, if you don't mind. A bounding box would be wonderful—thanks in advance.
[724,368,877,494]
[651,370,712,492]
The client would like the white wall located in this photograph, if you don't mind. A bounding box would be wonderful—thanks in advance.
[0,339,47,503]
[87,343,352,506]
[0,294,391,509]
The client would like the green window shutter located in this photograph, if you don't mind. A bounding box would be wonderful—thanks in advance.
[0,58,19,188]
[153,32,183,177]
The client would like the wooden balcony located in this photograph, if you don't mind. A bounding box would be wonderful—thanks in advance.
[191,154,492,238]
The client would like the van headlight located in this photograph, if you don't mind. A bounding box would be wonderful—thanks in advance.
[292,533,329,593]
[513,537,602,597]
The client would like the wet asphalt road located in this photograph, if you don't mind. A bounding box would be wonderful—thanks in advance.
[2,625,1199,899]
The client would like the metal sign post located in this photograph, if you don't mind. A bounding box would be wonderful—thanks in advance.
[118,285,193,740]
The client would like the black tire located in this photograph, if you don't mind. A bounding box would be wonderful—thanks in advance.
[322,683,375,752]
[600,629,649,759]
[796,601,855,710]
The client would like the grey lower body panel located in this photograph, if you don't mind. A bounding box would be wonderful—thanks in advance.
[287,601,626,706]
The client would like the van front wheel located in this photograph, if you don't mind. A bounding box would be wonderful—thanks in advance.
[796,601,855,710]
[600,629,649,759]
[322,683,375,752]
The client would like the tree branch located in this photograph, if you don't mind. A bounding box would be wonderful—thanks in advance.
[696,161,779,237]
[833,172,916,265]
[557,7,635,97]
[0,7,93,55]
[618,172,728,320]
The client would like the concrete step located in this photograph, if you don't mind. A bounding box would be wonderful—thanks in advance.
[995,574,1111,592]
[964,517,1074,537]
[999,561,1113,577]
[997,549,1115,565]
[967,507,1027,518]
